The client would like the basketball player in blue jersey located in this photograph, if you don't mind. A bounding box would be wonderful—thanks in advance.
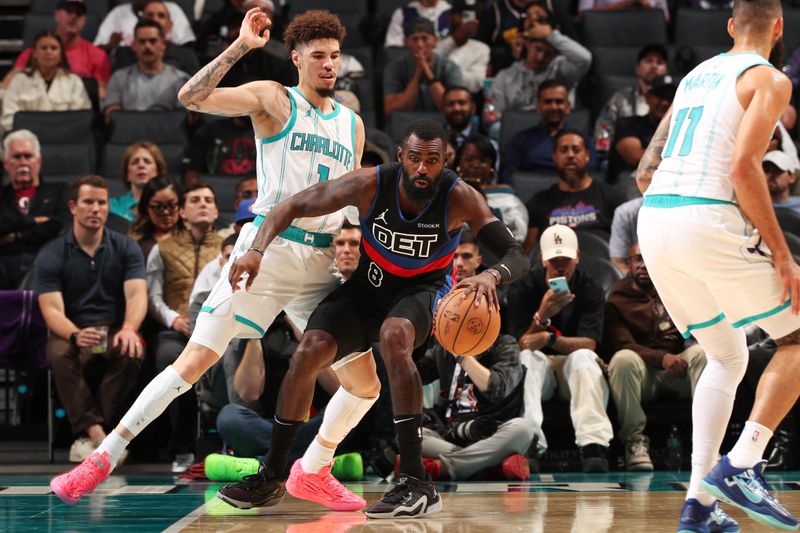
[216,119,530,518]
[51,9,375,510]
[637,0,800,530]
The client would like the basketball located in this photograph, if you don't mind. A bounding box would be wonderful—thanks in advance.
[433,288,501,357]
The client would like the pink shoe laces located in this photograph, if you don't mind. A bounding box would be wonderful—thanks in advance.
[63,452,110,497]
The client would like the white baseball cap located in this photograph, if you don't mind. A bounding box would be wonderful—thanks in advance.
[763,150,795,172]
[540,224,578,261]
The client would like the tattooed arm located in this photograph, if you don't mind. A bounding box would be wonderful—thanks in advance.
[228,169,378,291]
[177,8,274,116]
[635,106,672,194]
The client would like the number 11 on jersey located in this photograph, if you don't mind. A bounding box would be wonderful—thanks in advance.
[663,106,704,158]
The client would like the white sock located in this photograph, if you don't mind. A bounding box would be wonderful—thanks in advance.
[96,431,129,471]
[300,387,377,474]
[687,462,716,505]
[728,421,773,468]
[117,365,191,440]
[301,437,336,474]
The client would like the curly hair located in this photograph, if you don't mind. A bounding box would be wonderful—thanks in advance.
[283,10,346,52]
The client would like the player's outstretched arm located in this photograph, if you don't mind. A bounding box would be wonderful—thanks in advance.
[636,105,672,194]
[178,8,274,116]
[228,169,377,291]
[731,67,800,311]
[448,182,531,310]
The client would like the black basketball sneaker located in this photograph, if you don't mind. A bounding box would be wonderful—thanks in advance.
[365,474,442,519]
[216,466,285,509]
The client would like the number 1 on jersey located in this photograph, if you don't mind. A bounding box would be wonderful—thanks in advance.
[317,164,330,182]
[663,106,704,158]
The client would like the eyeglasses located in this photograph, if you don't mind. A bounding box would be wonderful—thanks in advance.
[10,152,36,160]
[148,202,179,213]
[237,190,257,199]
[628,254,644,264]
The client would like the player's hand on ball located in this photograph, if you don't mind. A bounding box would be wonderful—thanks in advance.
[239,7,270,49]
[777,257,800,315]
[454,271,500,311]
[229,250,262,292]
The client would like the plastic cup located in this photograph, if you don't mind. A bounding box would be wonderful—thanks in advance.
[92,326,108,354]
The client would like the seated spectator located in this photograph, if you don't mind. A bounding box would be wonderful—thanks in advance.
[458,135,528,243]
[578,0,669,20]
[383,18,464,118]
[769,122,800,172]
[1,31,91,133]
[3,0,110,99]
[184,117,256,184]
[680,0,732,7]
[488,11,590,118]
[502,80,596,182]
[146,182,221,471]
[417,235,534,481]
[609,196,643,275]
[435,0,490,94]
[507,224,613,472]
[608,75,676,185]
[188,232,237,329]
[443,87,498,159]
[215,8,297,87]
[112,0,200,75]
[103,20,190,123]
[216,177,257,238]
[35,175,146,462]
[523,130,625,252]
[232,198,255,234]
[109,142,168,223]
[605,243,707,470]
[0,130,69,289]
[594,44,668,148]
[333,222,361,282]
[384,0,452,48]
[129,176,182,260]
[764,151,800,214]
[94,0,195,51]
[446,136,458,170]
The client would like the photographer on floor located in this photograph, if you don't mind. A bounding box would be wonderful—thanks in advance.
[414,233,536,481]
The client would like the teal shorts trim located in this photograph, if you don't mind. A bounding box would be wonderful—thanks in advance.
[253,215,334,247]
[234,315,265,336]
[731,300,792,329]
[643,194,737,209]
[681,313,726,339]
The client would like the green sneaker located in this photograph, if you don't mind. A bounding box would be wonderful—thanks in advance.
[330,452,363,481]
[204,453,259,482]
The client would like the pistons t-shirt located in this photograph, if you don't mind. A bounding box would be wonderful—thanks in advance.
[526,179,625,234]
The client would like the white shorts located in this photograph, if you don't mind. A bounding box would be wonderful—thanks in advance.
[638,200,799,341]
[191,221,339,356]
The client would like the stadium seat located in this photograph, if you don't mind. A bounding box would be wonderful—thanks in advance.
[13,110,94,143]
[579,255,623,298]
[339,12,368,47]
[289,0,368,14]
[674,9,732,48]
[171,0,195,23]
[784,9,800,52]
[776,208,800,236]
[201,175,243,213]
[590,46,641,76]
[108,110,189,145]
[784,231,800,257]
[575,230,611,260]
[23,13,99,46]
[40,143,95,180]
[499,111,540,153]
[580,10,667,48]
[102,142,185,177]
[30,0,107,17]
[376,0,407,16]
[384,110,443,143]
[511,172,557,205]
[594,74,638,116]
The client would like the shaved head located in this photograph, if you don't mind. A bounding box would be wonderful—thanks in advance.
[733,0,782,35]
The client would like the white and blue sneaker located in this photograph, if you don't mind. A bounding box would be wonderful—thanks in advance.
[701,455,798,531]
[677,498,740,533]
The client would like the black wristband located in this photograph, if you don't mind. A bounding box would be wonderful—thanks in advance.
[248,247,265,256]
[69,331,79,346]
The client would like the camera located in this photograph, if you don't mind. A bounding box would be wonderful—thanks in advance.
[444,415,497,446]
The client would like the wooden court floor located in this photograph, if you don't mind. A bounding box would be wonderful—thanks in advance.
[2,472,800,532]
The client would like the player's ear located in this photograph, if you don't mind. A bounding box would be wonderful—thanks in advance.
[291,49,301,69]
[396,146,403,162]
[727,17,735,40]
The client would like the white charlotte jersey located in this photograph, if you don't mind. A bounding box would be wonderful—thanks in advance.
[645,52,773,203]
[252,86,358,234]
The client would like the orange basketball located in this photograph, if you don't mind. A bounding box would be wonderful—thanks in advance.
[433,287,501,356]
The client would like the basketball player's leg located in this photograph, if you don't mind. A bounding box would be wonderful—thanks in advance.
[367,289,443,519]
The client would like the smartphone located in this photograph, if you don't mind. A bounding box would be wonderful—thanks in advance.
[548,276,570,294]
[462,10,477,22]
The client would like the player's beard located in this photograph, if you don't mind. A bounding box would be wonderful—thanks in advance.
[316,87,336,98]
[769,37,784,67]
[400,167,440,206]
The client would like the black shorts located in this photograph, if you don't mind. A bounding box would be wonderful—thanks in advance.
[305,276,447,360]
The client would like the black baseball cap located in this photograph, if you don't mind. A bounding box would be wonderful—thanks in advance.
[404,17,436,37]
[648,75,679,99]
[638,43,668,63]
[56,0,87,14]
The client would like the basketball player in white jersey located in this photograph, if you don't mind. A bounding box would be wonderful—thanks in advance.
[636,1,800,530]
[50,9,376,511]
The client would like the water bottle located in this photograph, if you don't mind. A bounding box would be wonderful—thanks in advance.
[596,122,611,159]
[482,97,498,130]
[666,425,683,471]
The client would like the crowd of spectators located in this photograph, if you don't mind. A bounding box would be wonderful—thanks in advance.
[2,0,800,476]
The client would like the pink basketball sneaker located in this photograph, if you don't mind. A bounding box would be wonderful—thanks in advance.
[50,450,111,504]
[285,459,366,511]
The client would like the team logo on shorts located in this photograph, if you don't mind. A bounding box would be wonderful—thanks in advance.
[741,236,773,264]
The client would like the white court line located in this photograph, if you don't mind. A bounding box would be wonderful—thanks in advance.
[163,499,221,532]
